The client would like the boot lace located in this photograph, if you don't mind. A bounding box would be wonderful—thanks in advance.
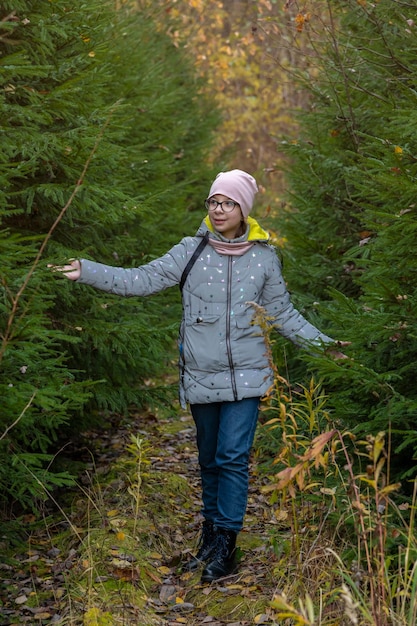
[211,532,231,561]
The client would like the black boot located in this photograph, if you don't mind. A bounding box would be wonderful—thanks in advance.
[201,528,238,583]
[183,520,217,572]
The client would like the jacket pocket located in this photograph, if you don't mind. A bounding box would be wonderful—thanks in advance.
[233,312,267,367]
[183,313,222,370]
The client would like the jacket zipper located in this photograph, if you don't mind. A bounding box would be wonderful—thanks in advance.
[225,256,238,400]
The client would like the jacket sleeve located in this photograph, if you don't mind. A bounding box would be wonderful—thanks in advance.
[77,239,192,297]
[260,247,333,348]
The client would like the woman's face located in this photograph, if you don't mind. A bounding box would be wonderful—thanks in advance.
[207,194,243,240]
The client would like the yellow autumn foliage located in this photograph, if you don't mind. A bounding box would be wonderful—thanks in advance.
[133,0,330,203]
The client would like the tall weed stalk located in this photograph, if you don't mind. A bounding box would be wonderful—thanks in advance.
[250,302,417,625]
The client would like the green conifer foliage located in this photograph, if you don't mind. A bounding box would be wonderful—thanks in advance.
[274,0,417,480]
[0,1,219,506]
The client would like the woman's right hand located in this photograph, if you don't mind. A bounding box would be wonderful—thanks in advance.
[48,259,81,281]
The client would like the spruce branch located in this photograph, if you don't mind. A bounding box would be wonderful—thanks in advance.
[325,0,359,151]
[0,11,21,46]
[0,101,122,365]
[13,455,83,540]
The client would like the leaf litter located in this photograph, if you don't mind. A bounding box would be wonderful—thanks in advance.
[0,409,282,625]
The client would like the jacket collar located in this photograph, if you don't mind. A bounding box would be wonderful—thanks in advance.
[199,215,270,243]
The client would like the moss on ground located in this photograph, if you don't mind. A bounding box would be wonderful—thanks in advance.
[0,410,277,625]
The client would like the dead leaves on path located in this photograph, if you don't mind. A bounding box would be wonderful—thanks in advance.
[0,410,280,625]
[146,571,276,625]
[0,545,78,624]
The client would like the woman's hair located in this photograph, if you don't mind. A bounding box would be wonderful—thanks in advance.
[234,217,247,238]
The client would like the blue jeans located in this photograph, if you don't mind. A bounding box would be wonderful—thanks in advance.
[190,398,260,533]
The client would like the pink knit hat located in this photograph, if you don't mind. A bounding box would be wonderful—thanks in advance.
[208,169,258,218]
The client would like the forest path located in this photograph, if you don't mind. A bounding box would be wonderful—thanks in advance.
[0,407,282,625]
[141,409,280,626]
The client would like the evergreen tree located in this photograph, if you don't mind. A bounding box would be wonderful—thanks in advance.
[0,1,219,506]
[272,0,417,481]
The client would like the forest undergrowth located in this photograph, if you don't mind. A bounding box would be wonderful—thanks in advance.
[1,365,416,626]
[0,402,282,626]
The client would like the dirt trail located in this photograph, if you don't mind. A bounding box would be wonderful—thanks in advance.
[0,409,281,625]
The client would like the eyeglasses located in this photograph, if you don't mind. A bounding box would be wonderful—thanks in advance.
[205,198,239,213]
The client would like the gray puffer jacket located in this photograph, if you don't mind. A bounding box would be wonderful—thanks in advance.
[77,216,333,407]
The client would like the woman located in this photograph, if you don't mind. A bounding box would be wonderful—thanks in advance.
[52,169,348,582]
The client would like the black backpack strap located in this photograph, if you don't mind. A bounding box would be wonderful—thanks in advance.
[179,232,209,292]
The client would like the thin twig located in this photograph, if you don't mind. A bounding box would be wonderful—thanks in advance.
[0,391,37,442]
[0,101,121,364]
